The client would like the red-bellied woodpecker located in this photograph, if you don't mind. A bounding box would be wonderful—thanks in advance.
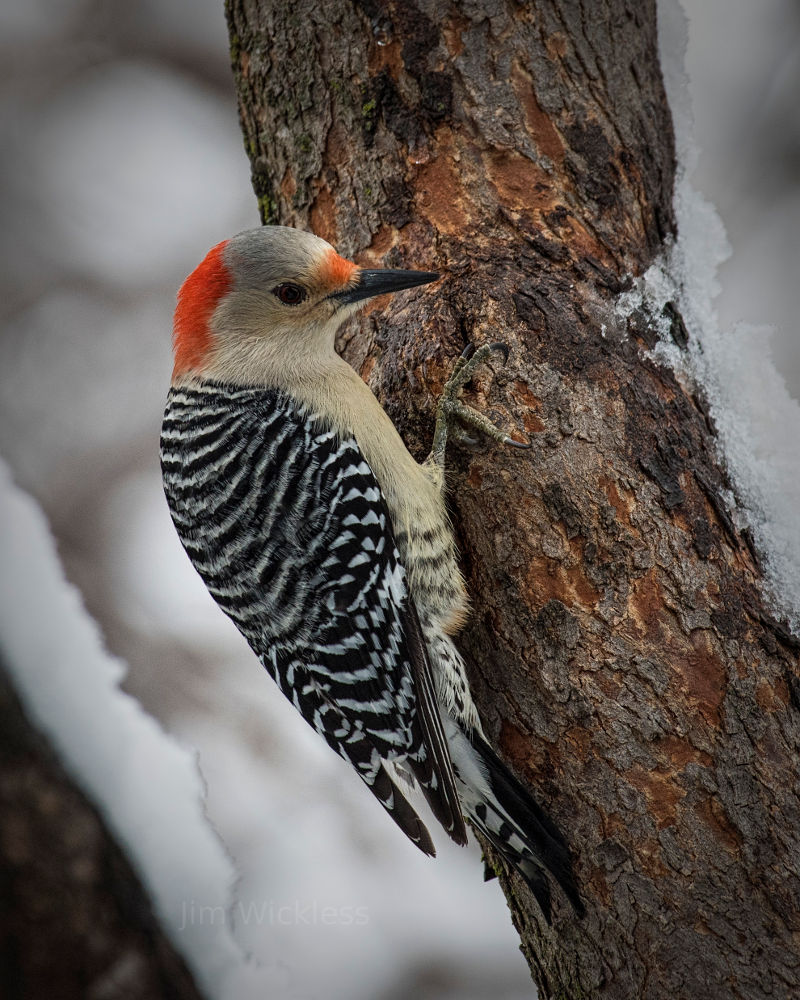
[160,226,583,921]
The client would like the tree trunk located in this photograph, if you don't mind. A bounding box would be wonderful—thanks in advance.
[0,664,205,1000]
[224,1,800,996]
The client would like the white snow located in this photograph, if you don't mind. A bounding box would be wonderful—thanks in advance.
[0,458,290,1000]
[616,0,800,632]
[682,0,800,385]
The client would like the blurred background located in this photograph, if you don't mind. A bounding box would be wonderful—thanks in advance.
[1,1,797,997]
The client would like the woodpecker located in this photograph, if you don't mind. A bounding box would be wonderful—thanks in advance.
[161,226,583,921]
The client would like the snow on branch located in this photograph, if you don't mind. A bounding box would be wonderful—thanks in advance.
[0,459,285,1000]
[616,0,800,633]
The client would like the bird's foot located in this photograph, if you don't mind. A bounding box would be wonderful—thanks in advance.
[430,342,530,467]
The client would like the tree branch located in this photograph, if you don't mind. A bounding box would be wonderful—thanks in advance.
[0,664,205,1000]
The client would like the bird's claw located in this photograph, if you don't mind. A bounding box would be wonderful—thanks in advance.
[448,341,509,395]
[431,341,530,464]
[504,435,532,450]
[458,340,507,365]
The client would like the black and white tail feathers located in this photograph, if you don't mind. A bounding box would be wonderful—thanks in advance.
[445,718,584,923]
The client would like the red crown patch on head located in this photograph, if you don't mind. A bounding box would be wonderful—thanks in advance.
[319,247,358,291]
[172,240,232,378]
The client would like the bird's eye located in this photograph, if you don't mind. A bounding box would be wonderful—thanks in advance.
[273,283,306,306]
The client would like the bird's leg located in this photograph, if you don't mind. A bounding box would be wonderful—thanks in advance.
[429,342,530,472]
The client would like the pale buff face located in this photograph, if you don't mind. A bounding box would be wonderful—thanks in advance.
[212,226,360,349]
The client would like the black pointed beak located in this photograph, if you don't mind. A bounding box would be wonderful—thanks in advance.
[332,268,439,305]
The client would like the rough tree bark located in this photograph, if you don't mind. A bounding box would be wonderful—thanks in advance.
[224,2,800,997]
[0,664,205,1000]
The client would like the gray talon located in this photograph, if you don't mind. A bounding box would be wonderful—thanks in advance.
[430,341,527,466]
[504,435,532,449]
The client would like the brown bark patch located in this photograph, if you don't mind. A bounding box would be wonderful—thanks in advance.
[442,14,470,58]
[513,379,544,411]
[324,117,349,169]
[467,464,483,490]
[280,166,297,201]
[500,718,562,781]
[522,409,546,434]
[310,186,337,244]
[360,354,377,382]
[598,475,634,529]
[627,766,684,830]
[755,677,786,712]
[655,735,712,769]
[511,62,565,166]
[367,34,404,78]
[359,223,397,263]
[628,568,667,642]
[590,870,613,906]
[485,148,553,216]
[563,724,593,762]
[545,31,568,60]
[673,630,726,726]
[697,796,743,855]
[413,132,469,233]
[594,671,623,701]
[526,553,601,611]
[568,216,621,268]
[513,379,547,432]
[638,835,671,877]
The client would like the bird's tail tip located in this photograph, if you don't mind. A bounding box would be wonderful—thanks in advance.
[466,730,585,920]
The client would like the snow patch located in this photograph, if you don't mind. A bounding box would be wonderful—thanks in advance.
[618,0,800,631]
[0,458,290,1000]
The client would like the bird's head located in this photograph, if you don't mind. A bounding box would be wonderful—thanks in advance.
[171,226,438,384]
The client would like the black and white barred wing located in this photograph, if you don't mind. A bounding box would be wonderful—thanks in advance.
[268,423,467,853]
[161,384,466,853]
